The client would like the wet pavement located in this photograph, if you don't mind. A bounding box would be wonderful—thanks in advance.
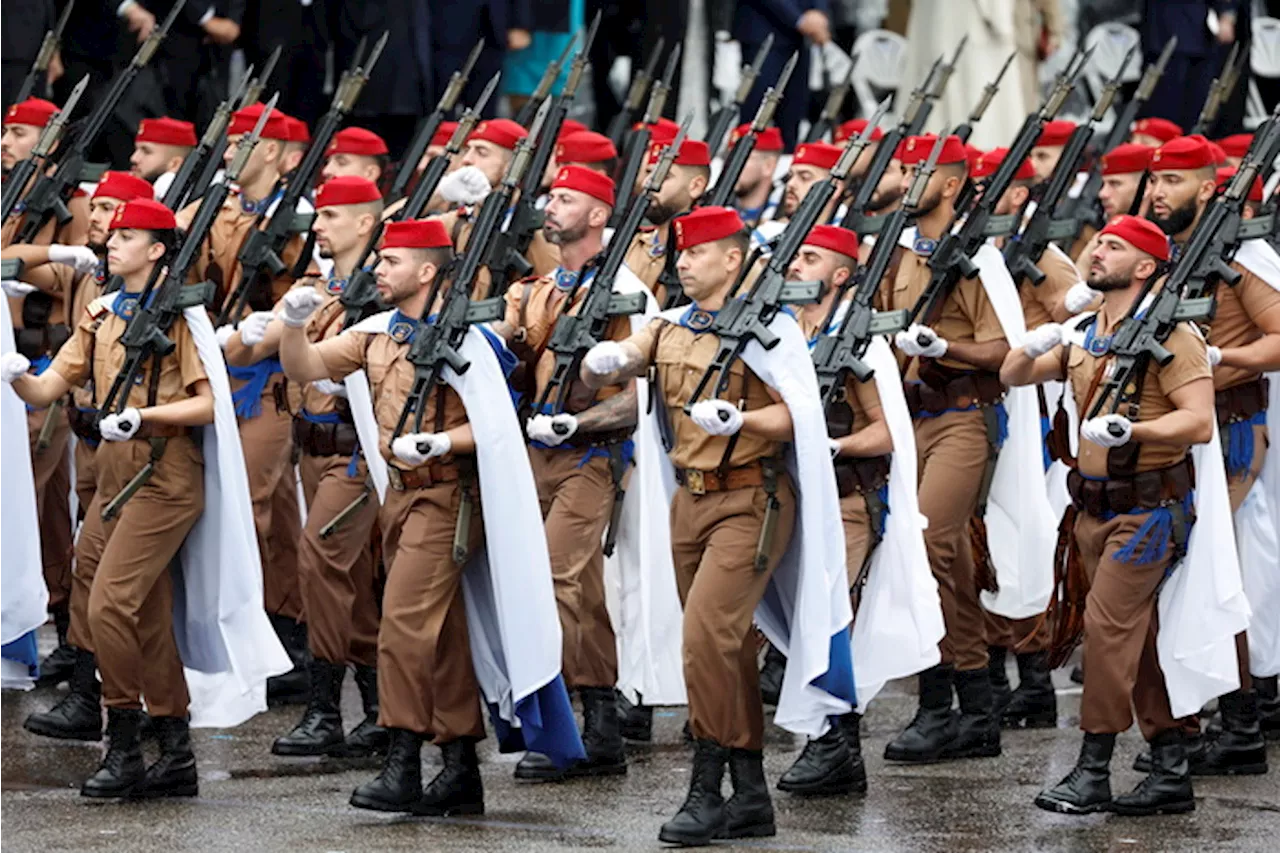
[3,628,1278,852]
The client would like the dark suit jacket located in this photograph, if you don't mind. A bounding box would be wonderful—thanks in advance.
[732,0,829,49]
[1141,0,1244,58]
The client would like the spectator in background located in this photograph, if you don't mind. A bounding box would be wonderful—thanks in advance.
[241,0,329,128]
[504,1,581,118]
[1015,1,1065,112]
[735,0,832,149]
[1140,0,1251,135]
[587,1,645,134]
[2,0,63,110]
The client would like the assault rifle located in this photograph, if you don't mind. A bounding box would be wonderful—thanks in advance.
[804,52,856,144]
[609,44,681,230]
[1,75,87,222]
[703,51,798,208]
[13,0,74,105]
[954,51,1016,144]
[162,68,255,210]
[10,0,185,245]
[1191,41,1246,136]
[606,38,664,148]
[186,46,280,205]
[218,33,387,326]
[706,35,774,159]
[96,96,279,520]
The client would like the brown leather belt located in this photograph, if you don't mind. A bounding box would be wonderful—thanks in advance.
[292,416,358,457]
[387,460,462,491]
[555,427,633,450]
[834,454,891,499]
[1067,457,1195,518]
[1215,377,1270,427]
[904,372,1005,418]
[676,460,769,495]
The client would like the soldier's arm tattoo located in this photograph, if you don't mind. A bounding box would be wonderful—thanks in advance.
[575,384,638,432]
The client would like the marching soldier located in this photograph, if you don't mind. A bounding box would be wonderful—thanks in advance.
[1028,120,1076,183]
[1,97,57,180]
[1129,117,1182,148]
[129,117,198,199]
[320,127,391,184]
[726,124,783,228]
[2,199,216,799]
[621,137,711,303]
[551,130,618,176]
[1218,134,1252,168]
[1003,215,1213,816]
[762,142,845,237]
[1066,143,1156,306]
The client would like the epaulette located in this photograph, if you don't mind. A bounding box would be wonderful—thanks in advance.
[86,294,112,320]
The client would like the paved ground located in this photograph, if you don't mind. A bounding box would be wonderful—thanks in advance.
[3,628,1278,852]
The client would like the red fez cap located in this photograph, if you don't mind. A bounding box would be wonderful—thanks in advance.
[229,103,291,140]
[5,98,58,128]
[1151,135,1215,171]
[136,117,197,147]
[1036,120,1076,147]
[896,134,967,167]
[1098,214,1170,261]
[972,147,1035,181]
[1216,167,1265,203]
[109,198,177,232]
[283,115,311,144]
[1131,117,1182,143]
[381,219,452,250]
[672,207,744,251]
[1208,140,1227,165]
[551,164,616,207]
[803,224,860,259]
[793,142,843,170]
[315,176,383,209]
[729,124,784,152]
[1100,143,1154,175]
[964,143,983,172]
[431,121,459,148]
[645,118,682,147]
[558,118,588,140]
[92,171,155,202]
[556,131,618,165]
[833,118,883,144]
[327,127,388,157]
[467,118,527,150]
[1217,134,1253,158]
[649,138,711,167]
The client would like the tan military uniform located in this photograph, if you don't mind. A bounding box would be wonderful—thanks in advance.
[623,316,796,750]
[624,227,669,297]
[49,294,208,717]
[314,326,485,742]
[431,207,560,299]
[67,269,105,515]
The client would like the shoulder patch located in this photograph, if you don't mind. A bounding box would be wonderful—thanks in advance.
[86,295,113,320]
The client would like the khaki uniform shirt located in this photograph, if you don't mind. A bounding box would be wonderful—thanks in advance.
[1207,261,1280,391]
[298,288,351,417]
[624,227,668,295]
[1020,245,1080,330]
[798,311,883,436]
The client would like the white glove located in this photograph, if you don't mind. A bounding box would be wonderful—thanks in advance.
[828,437,842,458]
[1081,415,1133,448]
[1064,282,1102,315]
[439,165,492,205]
[239,310,275,345]
[311,378,348,398]
[215,325,237,349]
[98,408,142,442]
[1,352,31,382]
[1023,323,1064,359]
[689,399,743,436]
[279,287,325,327]
[526,413,579,446]
[47,244,100,276]
[1207,346,1223,368]
[2,279,36,297]
[391,431,452,466]
[583,341,627,376]
[895,325,948,358]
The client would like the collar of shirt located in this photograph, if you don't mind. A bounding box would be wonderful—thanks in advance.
[240,186,285,217]
[552,266,595,292]
[111,288,154,320]
[678,303,717,333]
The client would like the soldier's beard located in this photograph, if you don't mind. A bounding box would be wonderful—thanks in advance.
[1088,270,1132,292]
[912,189,942,220]
[1148,197,1197,236]
[734,177,765,200]
[543,219,587,246]
[647,201,681,226]
[87,240,107,255]
[867,186,903,213]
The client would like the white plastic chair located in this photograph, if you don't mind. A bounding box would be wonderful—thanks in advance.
[1247,17,1280,130]
[1080,22,1142,134]
[850,29,907,119]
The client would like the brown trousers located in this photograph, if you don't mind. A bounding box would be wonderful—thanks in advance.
[841,492,874,590]
[376,480,485,742]
[671,477,796,750]
[74,437,98,516]
[983,613,1051,654]
[29,406,73,610]
[530,446,619,690]
[297,453,380,668]
[1076,510,1180,739]
[915,409,990,672]
[238,384,301,619]
[68,438,202,718]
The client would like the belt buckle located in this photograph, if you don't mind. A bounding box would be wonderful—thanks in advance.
[388,467,405,491]
[685,469,706,495]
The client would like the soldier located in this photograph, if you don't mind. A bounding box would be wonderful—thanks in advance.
[727,124,783,228]
[320,127,390,184]
[280,115,311,175]
[1029,120,1076,183]
[1067,144,1155,303]
[495,166,636,780]
[2,199,216,799]
[545,131,618,188]
[0,97,57,178]
[236,177,388,758]
[877,134,1010,764]
[1002,215,1214,816]
[1217,133,1252,168]
[621,137,710,304]
[129,117,198,199]
[1129,117,1181,148]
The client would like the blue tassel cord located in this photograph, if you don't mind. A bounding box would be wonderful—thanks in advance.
[1113,494,1195,565]
[1224,413,1265,480]
[227,357,283,418]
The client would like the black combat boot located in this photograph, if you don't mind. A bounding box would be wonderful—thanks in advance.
[950,667,1002,758]
[136,716,198,798]
[338,664,389,757]
[759,644,785,707]
[1253,675,1280,741]
[1133,719,1203,771]
[416,738,485,816]
[777,714,862,796]
[840,712,868,792]
[349,728,423,812]
[884,664,958,763]
[24,647,102,741]
[36,608,76,687]
[1111,729,1195,816]
[81,708,147,798]
[988,645,1012,717]
[1002,651,1057,728]
[266,614,309,706]
[618,690,653,742]
[1034,732,1115,814]
[719,748,775,839]
[658,739,729,846]
[272,659,346,756]
[576,686,626,775]
[1190,689,1268,776]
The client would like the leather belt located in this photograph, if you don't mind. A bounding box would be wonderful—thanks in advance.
[904,372,1005,418]
[68,406,101,443]
[834,454,891,499]
[387,460,462,491]
[676,461,768,495]
[292,416,358,457]
[1067,457,1195,518]
[555,427,634,450]
[1215,377,1270,426]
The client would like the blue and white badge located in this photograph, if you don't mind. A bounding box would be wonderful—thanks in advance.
[912,236,937,257]
[553,268,578,291]
[389,318,416,344]
[326,277,346,296]
[683,309,716,332]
